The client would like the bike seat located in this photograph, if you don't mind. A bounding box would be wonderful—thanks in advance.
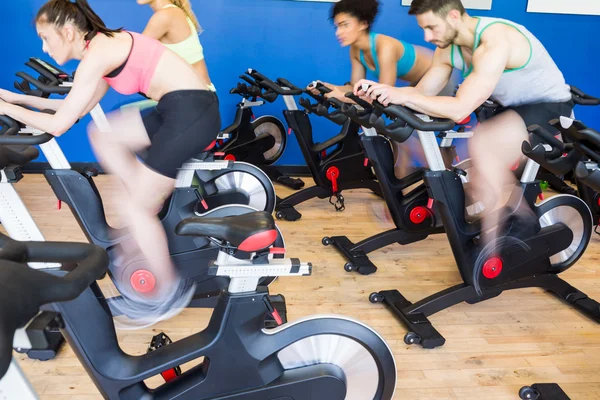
[0,145,39,169]
[175,211,278,252]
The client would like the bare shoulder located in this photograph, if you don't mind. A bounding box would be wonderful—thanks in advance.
[84,32,131,76]
[377,34,402,52]
[376,34,404,59]
[155,6,186,22]
[479,23,517,47]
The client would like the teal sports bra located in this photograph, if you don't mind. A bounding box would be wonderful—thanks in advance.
[359,32,417,81]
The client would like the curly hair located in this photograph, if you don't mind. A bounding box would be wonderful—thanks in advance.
[330,0,380,31]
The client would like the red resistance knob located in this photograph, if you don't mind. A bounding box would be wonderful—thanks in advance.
[326,166,340,193]
[130,270,156,293]
[409,206,429,224]
[224,154,236,161]
[482,257,503,279]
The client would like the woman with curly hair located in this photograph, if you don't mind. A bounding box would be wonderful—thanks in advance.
[311,0,457,176]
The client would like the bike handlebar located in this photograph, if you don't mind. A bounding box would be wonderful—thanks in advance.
[571,86,600,106]
[15,71,70,95]
[0,232,108,379]
[247,69,303,96]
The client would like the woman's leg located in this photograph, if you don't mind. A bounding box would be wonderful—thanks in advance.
[123,161,178,292]
[88,109,179,297]
[87,108,154,194]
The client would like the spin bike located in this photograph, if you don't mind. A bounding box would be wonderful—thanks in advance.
[8,58,285,315]
[518,86,600,227]
[519,384,571,400]
[246,72,382,221]
[321,92,475,275]
[0,118,66,362]
[357,96,600,349]
[0,215,397,399]
[214,69,304,190]
[13,57,277,214]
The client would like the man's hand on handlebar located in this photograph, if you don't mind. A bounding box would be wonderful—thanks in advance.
[354,79,420,107]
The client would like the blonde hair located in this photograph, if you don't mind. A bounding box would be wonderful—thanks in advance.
[172,0,202,32]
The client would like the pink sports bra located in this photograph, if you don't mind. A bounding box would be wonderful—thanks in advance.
[99,31,166,96]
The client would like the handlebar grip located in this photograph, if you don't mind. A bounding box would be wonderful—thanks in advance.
[277,78,304,94]
[247,69,269,82]
[239,74,258,87]
[24,61,59,85]
[377,103,455,132]
[15,72,70,95]
[314,83,332,94]
[340,103,376,127]
[327,97,345,109]
[247,70,302,96]
[0,233,109,296]
[528,124,566,151]
[0,234,108,381]
[344,92,373,111]
[0,132,54,145]
[0,116,21,136]
[570,85,600,106]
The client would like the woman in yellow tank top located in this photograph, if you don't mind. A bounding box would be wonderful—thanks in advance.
[138,0,215,92]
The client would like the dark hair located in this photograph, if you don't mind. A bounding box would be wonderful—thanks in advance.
[330,0,380,31]
[36,0,122,41]
[408,0,466,16]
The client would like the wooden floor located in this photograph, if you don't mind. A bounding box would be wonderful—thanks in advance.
[8,174,600,399]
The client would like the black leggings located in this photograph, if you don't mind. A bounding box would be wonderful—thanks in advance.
[142,90,221,179]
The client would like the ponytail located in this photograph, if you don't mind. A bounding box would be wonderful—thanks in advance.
[171,0,202,33]
[36,0,122,41]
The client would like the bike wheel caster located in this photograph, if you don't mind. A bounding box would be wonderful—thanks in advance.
[322,237,333,246]
[275,207,302,221]
[404,332,422,345]
[369,292,384,303]
[344,262,356,272]
[519,386,539,400]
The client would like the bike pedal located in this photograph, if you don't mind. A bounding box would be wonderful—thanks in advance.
[148,332,183,382]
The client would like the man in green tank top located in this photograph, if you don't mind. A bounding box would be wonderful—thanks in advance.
[354,0,574,245]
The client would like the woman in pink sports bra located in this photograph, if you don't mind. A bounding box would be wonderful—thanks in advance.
[0,0,220,311]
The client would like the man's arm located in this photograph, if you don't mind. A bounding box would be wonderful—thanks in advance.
[415,48,454,96]
[142,10,171,40]
[0,56,109,136]
[402,38,508,121]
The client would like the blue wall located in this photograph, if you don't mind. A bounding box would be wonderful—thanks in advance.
[1,0,599,164]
